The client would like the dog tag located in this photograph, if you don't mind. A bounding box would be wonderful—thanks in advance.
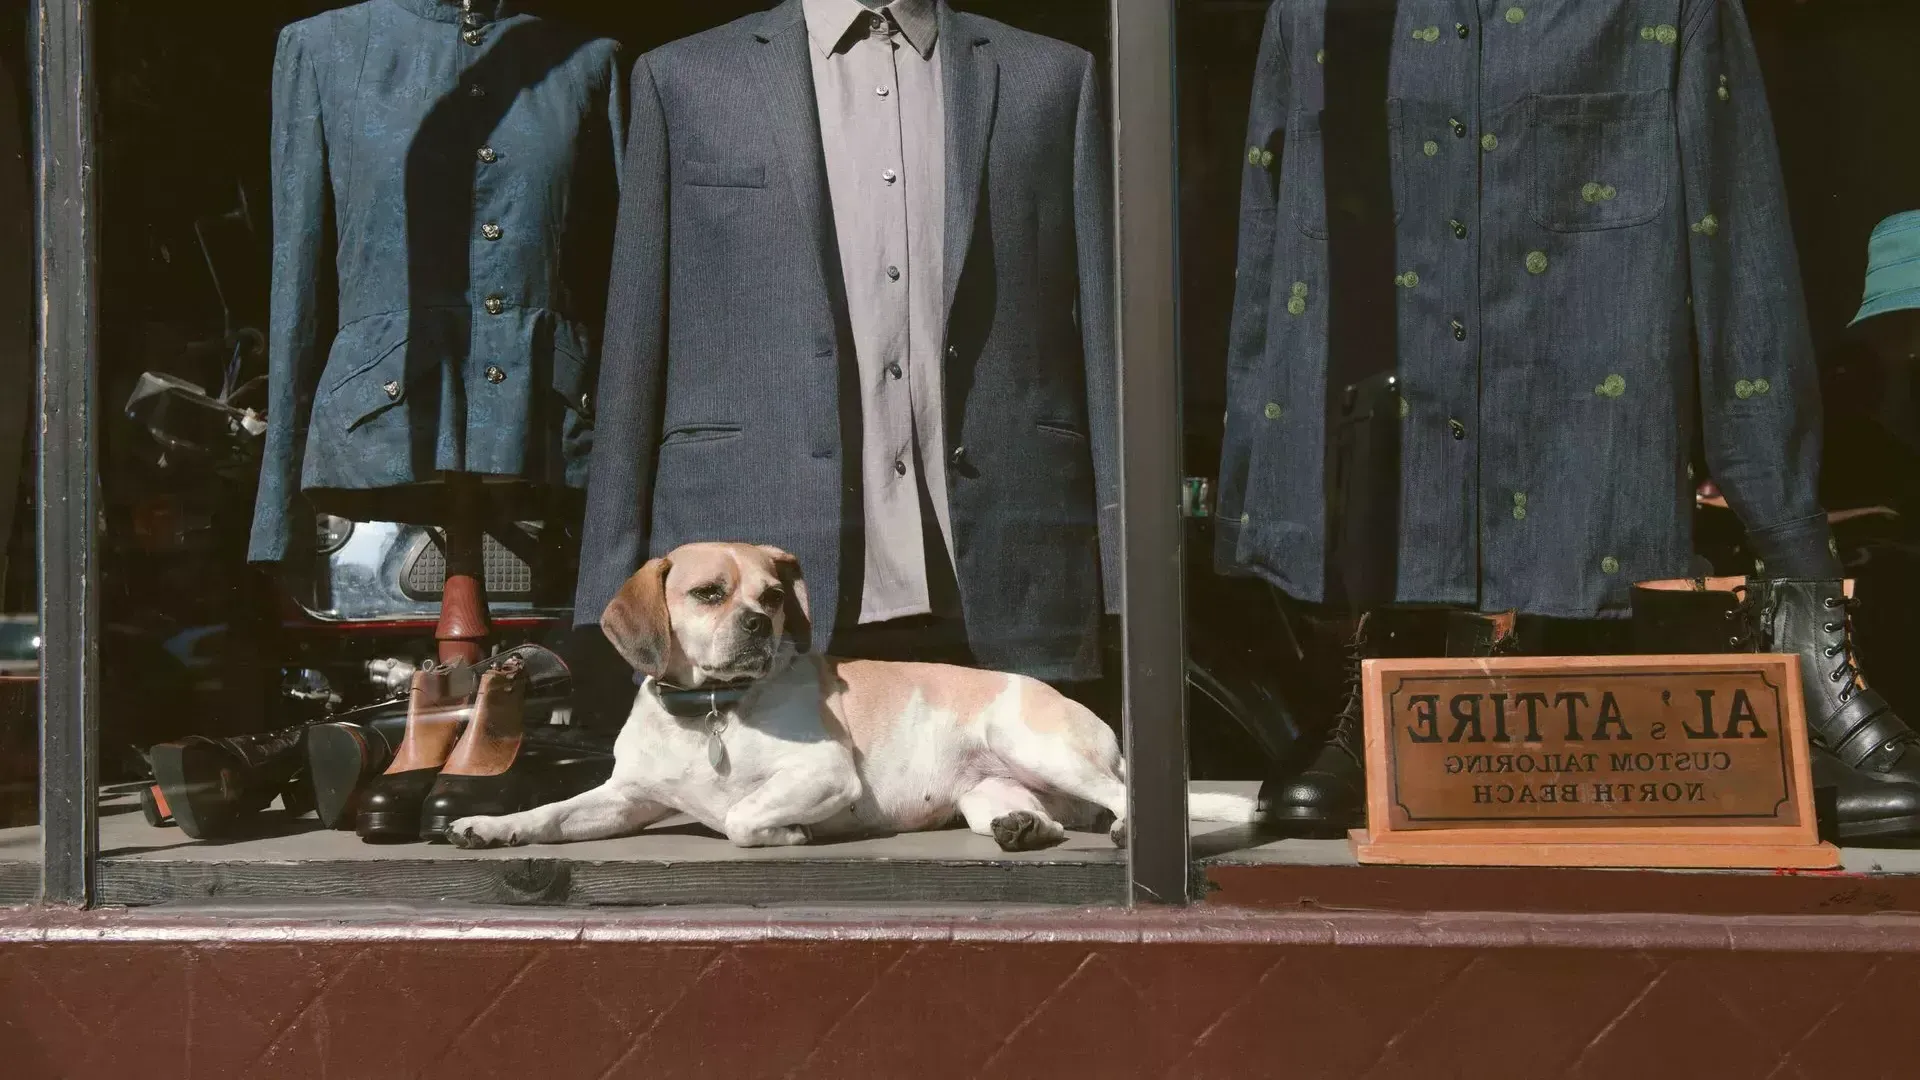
[706,713,729,774]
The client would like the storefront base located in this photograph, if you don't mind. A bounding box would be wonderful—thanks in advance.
[3,903,1919,1078]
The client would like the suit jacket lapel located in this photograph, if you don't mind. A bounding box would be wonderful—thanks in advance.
[749,2,837,310]
[941,11,997,325]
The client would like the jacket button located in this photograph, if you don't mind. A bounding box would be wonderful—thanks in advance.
[580,393,591,412]
[1449,118,1466,137]
[886,361,903,380]
[484,295,505,315]
[1451,319,1467,341]
[1449,419,1466,440]
[893,458,908,477]
[477,146,498,164]
[1456,22,1469,38]
[382,380,400,400]
[1450,219,1467,239]
[468,84,486,98]
[462,28,483,46]
[950,446,968,468]
[946,344,958,361]
[484,365,506,384]
[482,222,503,241]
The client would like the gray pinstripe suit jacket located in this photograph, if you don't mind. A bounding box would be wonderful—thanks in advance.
[575,0,1118,681]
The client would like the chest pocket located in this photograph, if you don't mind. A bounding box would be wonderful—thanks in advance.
[1527,89,1674,233]
[1283,110,1329,241]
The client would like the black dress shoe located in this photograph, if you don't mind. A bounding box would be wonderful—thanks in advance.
[419,746,615,840]
[147,726,307,840]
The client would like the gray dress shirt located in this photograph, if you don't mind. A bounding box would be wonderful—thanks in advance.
[804,0,950,624]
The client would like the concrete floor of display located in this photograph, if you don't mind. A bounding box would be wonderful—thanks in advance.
[8,780,1920,874]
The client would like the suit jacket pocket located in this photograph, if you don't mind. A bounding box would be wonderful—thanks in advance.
[1284,111,1330,241]
[1528,90,1673,232]
[317,314,417,432]
[681,160,767,189]
[1035,421,1088,442]
[660,423,743,447]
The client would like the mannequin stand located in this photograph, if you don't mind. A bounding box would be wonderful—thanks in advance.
[436,473,491,665]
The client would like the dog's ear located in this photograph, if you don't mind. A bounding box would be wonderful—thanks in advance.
[760,546,811,655]
[601,557,674,678]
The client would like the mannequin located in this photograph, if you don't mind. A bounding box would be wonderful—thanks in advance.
[246,0,624,841]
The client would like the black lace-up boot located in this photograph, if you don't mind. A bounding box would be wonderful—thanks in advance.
[1750,579,1920,790]
[1260,610,1511,836]
[1633,578,1920,841]
[1257,615,1375,837]
[147,726,309,839]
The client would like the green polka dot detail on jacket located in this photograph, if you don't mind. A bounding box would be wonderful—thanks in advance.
[1263,402,1282,420]
[1691,213,1720,236]
[1595,374,1626,398]
[1481,133,1499,152]
[1505,6,1525,24]
[1601,556,1620,575]
[1423,140,1439,157]
[1582,182,1618,204]
[1395,271,1419,289]
[1412,26,1441,42]
[1525,251,1548,275]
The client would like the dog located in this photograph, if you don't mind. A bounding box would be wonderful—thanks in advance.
[446,541,1255,851]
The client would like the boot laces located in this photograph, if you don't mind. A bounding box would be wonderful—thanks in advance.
[1326,619,1371,763]
[1820,594,1864,704]
[1724,585,1756,650]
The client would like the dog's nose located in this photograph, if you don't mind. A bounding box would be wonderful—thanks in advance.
[739,610,772,637]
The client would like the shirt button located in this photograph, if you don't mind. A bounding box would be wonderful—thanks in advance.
[481,222,503,241]
[477,146,498,164]
[886,362,903,380]
[1456,22,1469,38]
[894,459,908,477]
[1449,219,1467,239]
[876,85,891,97]
[484,365,507,384]
[1449,419,1467,440]
[882,168,897,184]
[462,28,483,46]
[1449,118,1466,138]
[886,265,901,281]
[484,295,505,315]
[1451,319,1467,341]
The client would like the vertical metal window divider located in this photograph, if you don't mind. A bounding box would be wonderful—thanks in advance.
[34,0,100,907]
[1113,0,1191,905]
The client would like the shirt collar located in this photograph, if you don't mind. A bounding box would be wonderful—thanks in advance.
[802,0,940,60]
[389,0,516,24]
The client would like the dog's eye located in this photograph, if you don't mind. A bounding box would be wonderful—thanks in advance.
[761,586,786,608]
[690,584,727,605]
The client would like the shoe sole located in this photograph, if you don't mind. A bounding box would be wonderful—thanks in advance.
[1836,813,1920,843]
[148,742,237,840]
[308,724,377,830]
[355,811,421,843]
[1258,804,1363,840]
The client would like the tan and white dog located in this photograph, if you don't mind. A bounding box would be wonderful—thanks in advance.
[447,541,1253,851]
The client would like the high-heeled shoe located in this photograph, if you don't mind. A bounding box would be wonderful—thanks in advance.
[356,661,465,842]
[147,725,308,840]
[420,656,527,840]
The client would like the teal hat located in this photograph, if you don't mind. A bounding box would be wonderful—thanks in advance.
[1853,210,1920,326]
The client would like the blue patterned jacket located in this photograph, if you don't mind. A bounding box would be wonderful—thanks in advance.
[1216,0,1835,617]
[249,0,623,561]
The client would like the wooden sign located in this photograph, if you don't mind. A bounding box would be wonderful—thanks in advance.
[1349,654,1838,869]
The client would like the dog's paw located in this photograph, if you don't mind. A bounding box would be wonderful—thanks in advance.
[1108,816,1129,849]
[729,823,812,848]
[446,816,517,849]
[991,811,1066,852]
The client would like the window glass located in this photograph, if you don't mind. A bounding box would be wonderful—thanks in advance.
[0,1,36,903]
[96,0,1125,906]
[1185,0,1920,870]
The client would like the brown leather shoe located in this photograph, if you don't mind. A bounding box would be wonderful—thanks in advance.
[355,661,466,842]
[420,656,527,840]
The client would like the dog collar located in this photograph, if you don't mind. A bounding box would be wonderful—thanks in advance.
[644,678,757,720]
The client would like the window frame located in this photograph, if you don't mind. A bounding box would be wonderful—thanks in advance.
[31,0,1195,908]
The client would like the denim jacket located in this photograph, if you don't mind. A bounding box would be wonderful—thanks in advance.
[1216,0,1834,617]
[248,0,623,561]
